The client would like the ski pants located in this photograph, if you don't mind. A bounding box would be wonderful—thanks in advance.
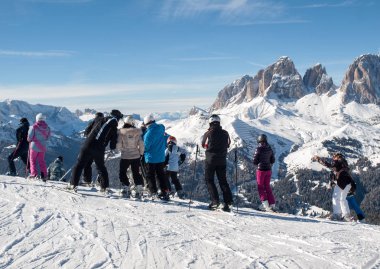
[29,150,47,178]
[8,148,28,174]
[205,162,233,205]
[82,157,94,183]
[256,170,275,205]
[165,170,182,192]
[332,184,351,217]
[119,158,144,186]
[71,146,109,188]
[145,162,167,194]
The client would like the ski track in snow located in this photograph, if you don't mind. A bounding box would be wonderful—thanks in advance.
[1,176,380,269]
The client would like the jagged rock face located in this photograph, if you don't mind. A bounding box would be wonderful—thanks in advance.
[256,56,306,99]
[303,64,336,95]
[341,54,380,105]
[211,75,254,110]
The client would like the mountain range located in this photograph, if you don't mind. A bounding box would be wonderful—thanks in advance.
[1,53,379,223]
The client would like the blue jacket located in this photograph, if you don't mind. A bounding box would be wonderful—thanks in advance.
[143,122,167,163]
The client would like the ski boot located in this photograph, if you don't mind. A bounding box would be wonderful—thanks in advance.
[208,201,220,210]
[120,184,130,197]
[176,190,186,200]
[5,171,17,176]
[66,183,78,193]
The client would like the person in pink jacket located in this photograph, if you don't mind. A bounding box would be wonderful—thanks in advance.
[27,113,51,181]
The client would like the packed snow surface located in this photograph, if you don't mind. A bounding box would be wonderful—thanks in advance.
[1,176,380,269]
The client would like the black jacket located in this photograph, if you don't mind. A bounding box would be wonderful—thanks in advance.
[253,142,275,171]
[318,158,353,190]
[16,121,30,151]
[202,123,230,165]
[83,116,118,151]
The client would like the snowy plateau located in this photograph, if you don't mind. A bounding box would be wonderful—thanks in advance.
[1,176,380,269]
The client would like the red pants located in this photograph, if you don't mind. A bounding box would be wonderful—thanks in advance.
[256,170,275,205]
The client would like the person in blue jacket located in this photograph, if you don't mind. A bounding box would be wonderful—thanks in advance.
[143,114,170,201]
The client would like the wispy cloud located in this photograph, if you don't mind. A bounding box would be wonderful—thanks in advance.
[158,0,304,25]
[296,0,355,9]
[247,61,266,68]
[172,56,237,62]
[23,0,93,3]
[0,49,75,57]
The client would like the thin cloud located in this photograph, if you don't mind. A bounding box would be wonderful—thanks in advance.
[159,0,289,25]
[296,0,355,9]
[23,0,93,3]
[0,49,75,57]
[247,61,267,68]
[172,56,237,62]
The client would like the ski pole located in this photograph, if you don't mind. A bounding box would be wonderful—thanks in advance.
[59,167,72,182]
[188,144,199,211]
[235,148,239,213]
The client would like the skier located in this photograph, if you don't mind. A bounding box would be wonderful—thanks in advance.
[68,110,123,193]
[201,114,233,211]
[27,113,51,181]
[312,152,356,221]
[82,112,104,185]
[47,156,66,181]
[6,117,30,176]
[164,136,186,199]
[253,134,276,212]
[116,115,145,198]
[143,114,170,200]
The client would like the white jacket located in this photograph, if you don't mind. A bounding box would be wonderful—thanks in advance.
[165,144,181,172]
[117,127,144,160]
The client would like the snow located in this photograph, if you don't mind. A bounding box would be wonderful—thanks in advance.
[1,175,380,269]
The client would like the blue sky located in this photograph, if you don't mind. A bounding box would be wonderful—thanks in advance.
[0,0,379,116]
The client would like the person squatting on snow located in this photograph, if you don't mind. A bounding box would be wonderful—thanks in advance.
[6,117,30,176]
[164,136,186,199]
[313,152,356,221]
[116,115,145,198]
[201,114,233,211]
[27,113,51,181]
[48,155,66,181]
[253,134,276,212]
[82,112,104,185]
[69,110,123,192]
[142,114,170,200]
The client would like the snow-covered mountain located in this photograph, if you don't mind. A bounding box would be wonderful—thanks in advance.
[1,175,380,269]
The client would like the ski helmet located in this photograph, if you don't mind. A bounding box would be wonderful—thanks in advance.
[95,112,104,118]
[110,109,123,120]
[20,117,28,124]
[209,114,220,124]
[167,136,177,144]
[36,113,46,122]
[143,114,155,125]
[257,134,267,143]
[124,115,135,126]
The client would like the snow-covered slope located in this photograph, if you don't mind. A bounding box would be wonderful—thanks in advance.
[1,175,380,269]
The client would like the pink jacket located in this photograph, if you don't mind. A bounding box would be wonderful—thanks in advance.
[27,121,51,152]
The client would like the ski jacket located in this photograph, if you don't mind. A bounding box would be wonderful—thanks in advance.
[48,158,66,180]
[253,142,275,171]
[143,122,167,164]
[318,158,353,190]
[16,121,30,151]
[84,114,104,137]
[165,143,182,172]
[83,116,118,151]
[117,126,144,160]
[202,123,230,165]
[27,121,51,153]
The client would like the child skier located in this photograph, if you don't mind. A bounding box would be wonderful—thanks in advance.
[47,156,66,181]
[27,113,51,181]
[164,136,186,199]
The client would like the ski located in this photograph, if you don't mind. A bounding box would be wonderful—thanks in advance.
[49,184,85,197]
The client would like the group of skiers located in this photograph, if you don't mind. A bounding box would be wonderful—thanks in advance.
[4,112,363,218]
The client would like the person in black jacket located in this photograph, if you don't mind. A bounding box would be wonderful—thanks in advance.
[6,118,30,176]
[82,112,104,185]
[253,134,276,212]
[312,152,354,221]
[69,110,123,193]
[201,114,233,211]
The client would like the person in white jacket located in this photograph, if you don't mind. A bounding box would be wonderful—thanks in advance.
[116,116,145,198]
[165,136,186,199]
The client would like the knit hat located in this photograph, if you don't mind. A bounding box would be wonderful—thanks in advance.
[36,113,46,122]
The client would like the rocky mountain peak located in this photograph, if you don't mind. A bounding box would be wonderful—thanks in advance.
[303,63,336,95]
[341,54,380,105]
